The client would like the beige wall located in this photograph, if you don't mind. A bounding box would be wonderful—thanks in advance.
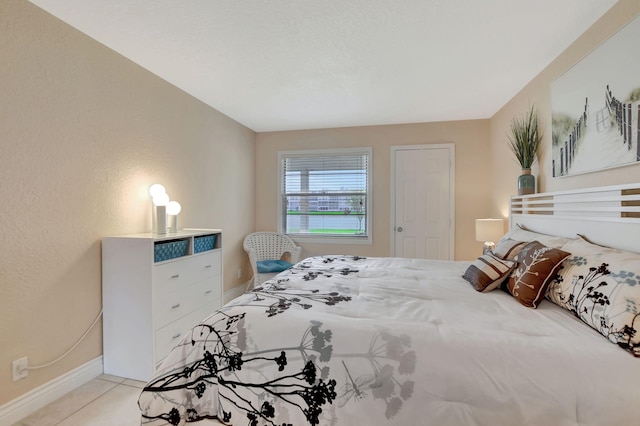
[256,120,493,262]
[0,0,255,404]
[490,0,640,218]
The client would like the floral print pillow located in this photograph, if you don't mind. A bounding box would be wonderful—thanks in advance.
[546,238,640,357]
[506,241,570,308]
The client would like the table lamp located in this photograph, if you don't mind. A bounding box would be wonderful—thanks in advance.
[475,218,504,255]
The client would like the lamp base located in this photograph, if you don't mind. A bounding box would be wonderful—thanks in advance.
[153,205,167,235]
[168,215,178,233]
[482,241,496,255]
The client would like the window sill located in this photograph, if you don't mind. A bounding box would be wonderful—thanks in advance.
[288,235,372,245]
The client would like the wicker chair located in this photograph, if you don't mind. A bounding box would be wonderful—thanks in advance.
[243,232,302,290]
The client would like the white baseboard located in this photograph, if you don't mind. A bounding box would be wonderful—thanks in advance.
[0,356,103,426]
[224,281,249,304]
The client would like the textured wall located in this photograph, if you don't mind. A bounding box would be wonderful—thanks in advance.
[0,0,255,404]
[256,120,493,262]
[489,0,640,218]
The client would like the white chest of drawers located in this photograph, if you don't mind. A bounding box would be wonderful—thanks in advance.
[102,229,223,381]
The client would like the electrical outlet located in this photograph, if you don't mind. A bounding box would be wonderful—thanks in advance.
[12,357,28,381]
[237,269,242,279]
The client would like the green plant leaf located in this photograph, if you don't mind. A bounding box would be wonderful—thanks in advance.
[508,106,541,169]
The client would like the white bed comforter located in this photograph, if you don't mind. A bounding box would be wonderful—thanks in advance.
[139,256,640,426]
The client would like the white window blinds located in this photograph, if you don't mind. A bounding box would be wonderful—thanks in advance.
[280,150,370,238]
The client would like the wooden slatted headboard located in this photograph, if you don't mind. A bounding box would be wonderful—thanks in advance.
[510,182,640,253]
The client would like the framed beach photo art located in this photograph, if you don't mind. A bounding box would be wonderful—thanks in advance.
[551,14,640,178]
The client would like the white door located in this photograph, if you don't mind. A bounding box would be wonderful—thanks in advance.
[392,145,454,260]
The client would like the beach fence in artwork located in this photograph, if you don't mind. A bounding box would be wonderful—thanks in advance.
[603,85,640,158]
[551,14,640,178]
[555,99,587,176]
[553,85,640,178]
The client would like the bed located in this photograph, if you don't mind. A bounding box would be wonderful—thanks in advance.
[138,183,640,426]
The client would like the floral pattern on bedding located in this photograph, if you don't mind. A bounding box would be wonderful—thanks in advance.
[546,238,640,356]
[139,256,418,426]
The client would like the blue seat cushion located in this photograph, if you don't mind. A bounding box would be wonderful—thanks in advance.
[257,259,294,273]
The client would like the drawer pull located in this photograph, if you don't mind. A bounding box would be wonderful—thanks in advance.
[205,265,212,269]
[172,333,181,339]
[171,274,180,279]
[204,290,212,295]
[171,303,181,309]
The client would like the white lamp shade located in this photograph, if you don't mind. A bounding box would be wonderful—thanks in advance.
[167,201,182,215]
[148,183,166,198]
[475,219,504,243]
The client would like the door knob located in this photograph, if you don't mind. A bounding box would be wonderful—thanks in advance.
[396,226,403,232]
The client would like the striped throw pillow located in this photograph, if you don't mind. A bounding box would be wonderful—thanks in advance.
[493,238,528,260]
[463,254,516,293]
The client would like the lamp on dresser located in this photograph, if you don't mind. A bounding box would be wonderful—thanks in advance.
[149,183,168,235]
[149,183,182,234]
[475,218,504,255]
[167,201,182,233]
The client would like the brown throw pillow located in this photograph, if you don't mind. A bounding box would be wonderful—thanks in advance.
[463,254,516,293]
[506,241,570,308]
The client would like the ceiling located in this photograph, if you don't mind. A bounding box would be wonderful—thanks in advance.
[28,0,618,132]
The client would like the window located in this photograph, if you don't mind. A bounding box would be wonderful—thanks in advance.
[279,148,372,243]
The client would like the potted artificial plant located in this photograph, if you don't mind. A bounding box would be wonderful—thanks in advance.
[508,105,541,195]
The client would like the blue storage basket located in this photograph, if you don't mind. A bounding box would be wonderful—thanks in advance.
[154,239,189,262]
[194,234,217,253]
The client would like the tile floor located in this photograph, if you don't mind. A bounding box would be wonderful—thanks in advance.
[14,374,145,426]
[13,374,224,426]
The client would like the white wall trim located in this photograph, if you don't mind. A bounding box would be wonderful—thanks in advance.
[0,356,103,425]
[224,282,249,304]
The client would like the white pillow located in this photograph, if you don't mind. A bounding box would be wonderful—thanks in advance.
[500,226,572,249]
